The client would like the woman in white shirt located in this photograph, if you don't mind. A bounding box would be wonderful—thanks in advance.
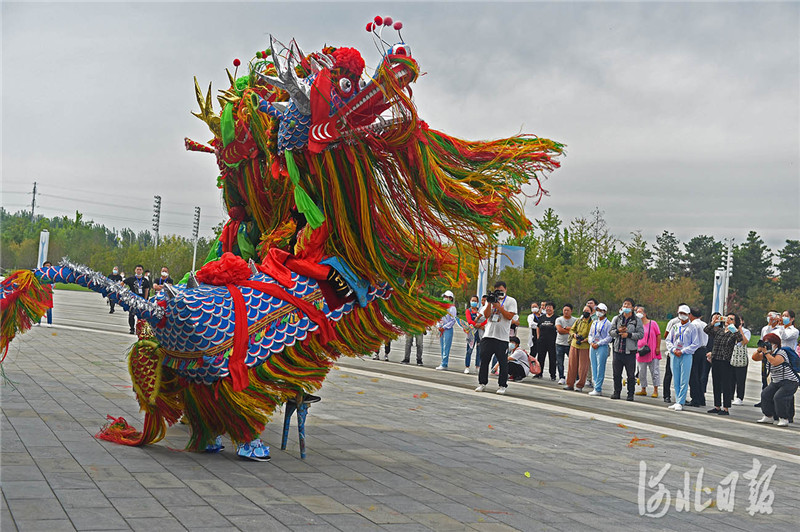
[777,310,798,349]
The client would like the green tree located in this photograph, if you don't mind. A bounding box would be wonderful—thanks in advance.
[651,231,682,281]
[588,207,618,269]
[777,239,800,291]
[731,231,772,297]
[624,231,652,272]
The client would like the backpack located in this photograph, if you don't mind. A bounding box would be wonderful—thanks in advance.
[778,347,800,379]
[528,354,542,376]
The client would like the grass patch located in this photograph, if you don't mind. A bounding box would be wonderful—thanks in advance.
[53,282,91,292]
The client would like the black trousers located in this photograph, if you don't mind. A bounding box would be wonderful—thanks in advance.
[537,339,557,379]
[760,380,799,420]
[479,337,509,387]
[761,359,768,389]
[508,362,527,381]
[663,356,673,399]
[128,311,137,332]
[613,351,636,396]
[711,359,734,408]
[732,364,748,400]
[689,347,707,405]
[700,357,712,394]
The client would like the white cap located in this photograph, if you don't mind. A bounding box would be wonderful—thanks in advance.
[442,290,454,299]
[596,303,608,312]
[678,304,691,315]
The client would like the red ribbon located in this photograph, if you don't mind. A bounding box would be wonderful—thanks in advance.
[227,284,250,392]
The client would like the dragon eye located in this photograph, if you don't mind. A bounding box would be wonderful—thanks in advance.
[390,44,410,57]
[338,78,352,94]
[358,78,368,91]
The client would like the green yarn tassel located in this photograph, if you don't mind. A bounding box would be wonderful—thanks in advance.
[221,103,235,147]
[284,150,325,229]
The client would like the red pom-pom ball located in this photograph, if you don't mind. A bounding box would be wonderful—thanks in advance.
[374,16,383,26]
[366,22,374,32]
[233,58,241,67]
[393,21,403,30]
[383,16,393,26]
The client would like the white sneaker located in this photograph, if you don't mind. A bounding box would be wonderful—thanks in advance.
[475,384,486,392]
[667,403,677,410]
[587,390,601,396]
[464,368,470,374]
[557,378,566,385]
[372,354,380,360]
[673,404,683,411]
[496,387,507,395]
[777,418,789,427]
[435,365,447,371]
[732,398,743,406]
[757,415,774,424]
[575,387,583,392]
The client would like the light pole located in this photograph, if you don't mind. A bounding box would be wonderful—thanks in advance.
[191,207,201,271]
[152,195,161,248]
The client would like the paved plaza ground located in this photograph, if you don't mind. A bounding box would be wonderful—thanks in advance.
[1,290,799,531]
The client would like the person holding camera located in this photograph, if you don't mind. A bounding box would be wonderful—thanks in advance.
[475,281,518,395]
[704,313,744,416]
[464,295,487,374]
[776,310,798,349]
[564,305,592,391]
[608,298,644,401]
[755,333,799,427]
[731,317,751,406]
[665,305,702,411]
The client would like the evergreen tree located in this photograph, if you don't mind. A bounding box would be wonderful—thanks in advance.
[731,231,772,297]
[624,231,652,272]
[651,230,682,281]
[777,239,800,291]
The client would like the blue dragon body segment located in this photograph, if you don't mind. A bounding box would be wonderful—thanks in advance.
[24,264,390,385]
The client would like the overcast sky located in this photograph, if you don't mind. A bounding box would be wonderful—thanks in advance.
[2,1,798,251]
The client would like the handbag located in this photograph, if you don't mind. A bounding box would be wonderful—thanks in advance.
[730,342,749,367]
[637,322,652,356]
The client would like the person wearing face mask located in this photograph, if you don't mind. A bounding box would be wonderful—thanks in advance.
[107,266,123,314]
[527,302,540,357]
[475,281,518,395]
[730,317,751,406]
[554,304,576,384]
[661,303,689,404]
[665,305,702,411]
[634,306,661,398]
[587,298,599,321]
[564,306,592,391]
[704,313,744,416]
[436,291,457,370]
[775,310,798,349]
[536,302,559,381]
[608,298,643,401]
[587,303,613,396]
[464,295,486,374]
[123,265,151,335]
[152,266,174,292]
[687,308,709,408]
[755,311,782,406]
[755,333,799,427]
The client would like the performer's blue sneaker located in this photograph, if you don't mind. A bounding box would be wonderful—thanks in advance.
[236,439,271,462]
[204,435,224,453]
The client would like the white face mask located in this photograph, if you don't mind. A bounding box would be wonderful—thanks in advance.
[596,311,605,318]
[531,307,538,313]
[635,312,644,319]
[161,272,169,277]
[679,313,689,321]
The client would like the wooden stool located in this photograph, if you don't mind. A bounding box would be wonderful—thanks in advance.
[281,394,320,459]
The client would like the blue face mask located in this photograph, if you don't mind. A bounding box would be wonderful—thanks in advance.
[471,301,478,308]
[783,317,791,325]
[622,307,632,314]
[714,321,721,327]
[727,324,737,333]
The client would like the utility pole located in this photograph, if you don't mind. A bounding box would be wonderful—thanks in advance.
[191,206,201,271]
[30,182,37,221]
[152,195,161,248]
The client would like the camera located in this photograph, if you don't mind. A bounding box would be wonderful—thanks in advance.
[575,334,585,343]
[485,289,504,304]
[757,339,771,349]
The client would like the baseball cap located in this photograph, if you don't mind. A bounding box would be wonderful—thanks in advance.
[442,290,454,299]
[678,304,691,314]
[596,303,608,312]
